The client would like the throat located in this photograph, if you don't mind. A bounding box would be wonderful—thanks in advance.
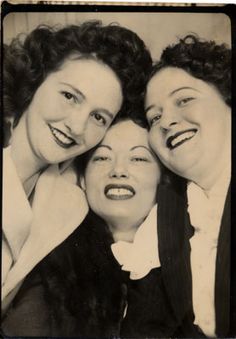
[108,223,140,243]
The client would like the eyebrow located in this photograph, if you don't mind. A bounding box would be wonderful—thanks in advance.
[145,86,200,114]
[95,145,112,151]
[145,104,155,115]
[170,86,200,96]
[60,82,86,99]
[130,145,154,156]
[95,145,153,155]
[60,82,114,120]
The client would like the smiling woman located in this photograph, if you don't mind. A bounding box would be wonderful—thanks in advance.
[146,66,231,188]
[81,119,161,242]
[19,58,122,166]
[144,34,232,337]
[2,20,152,313]
[1,117,166,337]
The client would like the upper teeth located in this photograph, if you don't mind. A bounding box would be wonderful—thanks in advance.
[50,127,74,145]
[106,188,134,196]
[171,131,196,147]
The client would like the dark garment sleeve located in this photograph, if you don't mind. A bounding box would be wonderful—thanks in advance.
[1,271,52,337]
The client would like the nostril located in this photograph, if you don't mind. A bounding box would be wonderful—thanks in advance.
[109,170,129,179]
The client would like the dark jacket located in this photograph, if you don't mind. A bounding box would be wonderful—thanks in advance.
[2,182,232,338]
[156,180,231,337]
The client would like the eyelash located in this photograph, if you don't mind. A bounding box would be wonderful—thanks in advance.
[92,156,149,162]
[176,97,195,107]
[93,156,110,162]
[149,114,162,127]
[61,91,78,103]
[91,112,107,127]
[131,157,149,162]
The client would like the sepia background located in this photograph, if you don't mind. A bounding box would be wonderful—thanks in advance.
[3,11,231,61]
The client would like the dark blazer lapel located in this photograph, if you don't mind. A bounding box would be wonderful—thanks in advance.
[157,182,193,326]
[215,184,231,336]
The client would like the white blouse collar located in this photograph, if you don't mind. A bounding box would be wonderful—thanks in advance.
[111,204,160,280]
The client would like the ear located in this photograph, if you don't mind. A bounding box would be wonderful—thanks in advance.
[80,175,86,191]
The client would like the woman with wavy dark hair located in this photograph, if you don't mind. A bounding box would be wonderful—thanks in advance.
[2,117,165,337]
[2,20,152,312]
[145,35,232,337]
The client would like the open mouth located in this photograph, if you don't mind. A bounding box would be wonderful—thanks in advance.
[48,124,76,149]
[166,129,197,150]
[104,184,135,200]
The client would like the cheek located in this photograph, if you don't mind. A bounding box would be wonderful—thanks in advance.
[84,180,100,207]
[85,127,106,148]
[149,130,164,156]
[84,170,104,197]
[138,172,160,195]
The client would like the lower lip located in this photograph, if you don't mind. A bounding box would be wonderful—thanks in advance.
[48,125,75,149]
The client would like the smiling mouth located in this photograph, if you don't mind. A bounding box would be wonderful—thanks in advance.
[166,129,197,150]
[104,184,135,200]
[48,125,76,149]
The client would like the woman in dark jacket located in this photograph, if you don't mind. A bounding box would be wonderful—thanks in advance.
[3,117,177,338]
[145,34,233,337]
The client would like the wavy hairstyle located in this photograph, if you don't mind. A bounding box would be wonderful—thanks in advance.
[149,34,231,107]
[3,20,152,133]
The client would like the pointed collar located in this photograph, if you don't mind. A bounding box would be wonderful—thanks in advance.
[111,204,160,280]
[3,147,33,260]
[2,160,89,301]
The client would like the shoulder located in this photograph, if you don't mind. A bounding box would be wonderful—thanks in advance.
[2,270,52,337]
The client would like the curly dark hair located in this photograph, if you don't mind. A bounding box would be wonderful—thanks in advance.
[3,20,152,130]
[149,34,231,107]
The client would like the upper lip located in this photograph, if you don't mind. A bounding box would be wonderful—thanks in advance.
[48,124,77,147]
[104,184,135,195]
[166,128,197,149]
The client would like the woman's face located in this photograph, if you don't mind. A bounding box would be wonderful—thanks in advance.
[24,58,123,164]
[145,67,231,184]
[82,120,161,229]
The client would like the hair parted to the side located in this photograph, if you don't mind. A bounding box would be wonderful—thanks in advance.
[149,34,231,107]
[3,20,152,130]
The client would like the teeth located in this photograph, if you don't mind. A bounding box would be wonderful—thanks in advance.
[106,188,134,196]
[171,131,196,147]
[50,126,74,145]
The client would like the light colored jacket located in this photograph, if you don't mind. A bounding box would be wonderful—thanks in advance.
[2,146,88,310]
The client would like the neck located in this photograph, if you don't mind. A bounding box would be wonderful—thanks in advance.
[107,216,145,243]
[11,114,46,188]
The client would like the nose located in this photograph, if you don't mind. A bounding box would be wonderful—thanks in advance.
[160,108,180,131]
[64,108,89,137]
[109,158,129,179]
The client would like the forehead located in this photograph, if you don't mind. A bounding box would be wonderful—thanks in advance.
[55,58,112,77]
[149,67,195,89]
[98,120,149,149]
[45,57,122,113]
[146,67,203,101]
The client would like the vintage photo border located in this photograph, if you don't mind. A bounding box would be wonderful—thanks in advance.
[1,1,236,337]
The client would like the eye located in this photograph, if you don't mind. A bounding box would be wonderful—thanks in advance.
[91,112,107,126]
[148,114,162,127]
[131,156,149,162]
[61,91,77,103]
[177,97,195,107]
[92,155,110,162]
